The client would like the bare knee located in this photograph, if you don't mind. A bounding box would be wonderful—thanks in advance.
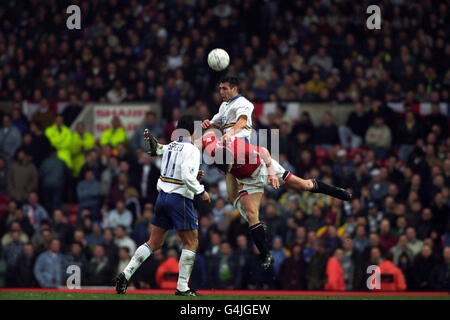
[148,228,167,251]
[178,229,199,251]
[183,237,199,251]
[245,208,259,225]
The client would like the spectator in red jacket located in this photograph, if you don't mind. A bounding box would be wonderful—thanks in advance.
[155,248,179,289]
[377,252,407,291]
[324,248,345,291]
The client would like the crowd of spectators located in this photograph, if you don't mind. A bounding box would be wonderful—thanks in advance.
[0,0,449,291]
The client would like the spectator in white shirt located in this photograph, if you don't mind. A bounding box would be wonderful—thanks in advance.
[105,200,133,234]
[114,225,136,256]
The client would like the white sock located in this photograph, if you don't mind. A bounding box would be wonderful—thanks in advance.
[177,248,196,292]
[123,243,152,281]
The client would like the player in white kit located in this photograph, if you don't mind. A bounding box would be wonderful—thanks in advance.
[201,76,254,206]
[114,115,210,296]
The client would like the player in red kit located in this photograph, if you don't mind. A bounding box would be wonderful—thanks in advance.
[145,129,352,269]
[201,131,352,269]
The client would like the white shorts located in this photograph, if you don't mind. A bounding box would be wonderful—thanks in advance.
[236,159,292,197]
[233,159,292,222]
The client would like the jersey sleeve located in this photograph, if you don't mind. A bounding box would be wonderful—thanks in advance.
[180,145,205,195]
[234,102,254,122]
[210,105,224,127]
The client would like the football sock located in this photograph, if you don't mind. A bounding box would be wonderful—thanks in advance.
[249,222,269,260]
[310,179,351,201]
[177,248,196,292]
[123,243,152,281]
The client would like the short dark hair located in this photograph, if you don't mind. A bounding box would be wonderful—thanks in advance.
[116,225,126,232]
[120,247,130,254]
[72,241,83,248]
[176,115,197,137]
[277,103,287,113]
[384,251,394,261]
[219,76,239,89]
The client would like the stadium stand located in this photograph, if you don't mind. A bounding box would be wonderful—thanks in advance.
[0,0,449,291]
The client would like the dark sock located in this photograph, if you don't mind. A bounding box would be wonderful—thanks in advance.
[310,179,351,201]
[249,222,268,260]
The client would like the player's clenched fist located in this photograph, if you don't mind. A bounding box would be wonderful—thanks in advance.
[196,170,204,181]
[201,119,212,129]
[200,191,211,202]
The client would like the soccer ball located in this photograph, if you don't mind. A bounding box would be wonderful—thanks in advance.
[207,48,230,71]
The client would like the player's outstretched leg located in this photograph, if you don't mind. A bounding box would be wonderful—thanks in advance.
[310,179,352,200]
[285,175,352,201]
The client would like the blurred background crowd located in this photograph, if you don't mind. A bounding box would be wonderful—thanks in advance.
[0,0,449,291]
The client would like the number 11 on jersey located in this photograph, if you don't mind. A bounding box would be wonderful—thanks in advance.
[162,151,179,178]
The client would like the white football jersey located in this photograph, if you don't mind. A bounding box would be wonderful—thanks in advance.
[156,139,205,199]
[210,94,254,140]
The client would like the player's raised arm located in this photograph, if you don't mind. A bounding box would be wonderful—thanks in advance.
[202,109,222,130]
[222,115,247,143]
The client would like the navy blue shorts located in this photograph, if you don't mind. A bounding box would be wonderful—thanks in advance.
[152,191,198,230]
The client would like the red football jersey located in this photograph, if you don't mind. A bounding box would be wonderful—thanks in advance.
[228,137,262,180]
